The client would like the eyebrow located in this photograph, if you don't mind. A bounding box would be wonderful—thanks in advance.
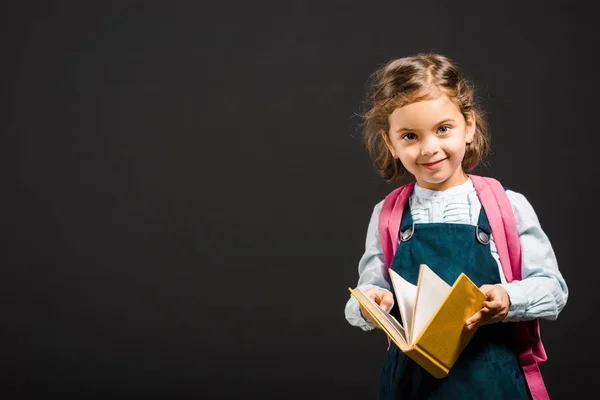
[396,118,456,133]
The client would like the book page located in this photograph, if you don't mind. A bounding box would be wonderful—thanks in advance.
[413,273,487,370]
[411,264,451,342]
[389,269,417,345]
[348,288,408,350]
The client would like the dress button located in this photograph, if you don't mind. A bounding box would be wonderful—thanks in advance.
[476,229,490,245]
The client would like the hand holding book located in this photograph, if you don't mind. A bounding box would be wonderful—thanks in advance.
[466,284,510,330]
[359,288,394,325]
[349,264,487,378]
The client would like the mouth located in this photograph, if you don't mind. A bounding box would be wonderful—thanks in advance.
[420,158,447,170]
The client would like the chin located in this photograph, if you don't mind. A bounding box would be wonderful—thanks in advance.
[416,173,457,190]
[421,174,452,185]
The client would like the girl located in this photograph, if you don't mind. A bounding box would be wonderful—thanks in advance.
[344,53,568,399]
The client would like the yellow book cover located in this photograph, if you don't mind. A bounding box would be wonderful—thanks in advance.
[348,264,487,379]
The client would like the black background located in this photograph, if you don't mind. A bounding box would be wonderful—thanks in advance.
[2,1,597,399]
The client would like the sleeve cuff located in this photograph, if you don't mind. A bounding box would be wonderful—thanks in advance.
[498,282,527,322]
[345,296,379,331]
[345,285,394,331]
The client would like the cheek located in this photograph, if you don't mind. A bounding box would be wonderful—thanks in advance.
[448,139,468,156]
[448,144,468,168]
[395,146,414,160]
[397,150,419,171]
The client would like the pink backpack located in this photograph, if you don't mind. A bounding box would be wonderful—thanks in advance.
[377,174,549,400]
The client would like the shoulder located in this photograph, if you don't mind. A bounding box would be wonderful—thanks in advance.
[470,175,535,214]
[471,175,541,226]
[505,189,536,214]
[504,188,543,231]
[371,199,385,218]
[374,182,414,211]
[381,181,416,204]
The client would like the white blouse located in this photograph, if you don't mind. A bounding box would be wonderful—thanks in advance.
[344,178,569,331]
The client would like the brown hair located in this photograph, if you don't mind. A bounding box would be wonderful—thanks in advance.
[358,53,489,182]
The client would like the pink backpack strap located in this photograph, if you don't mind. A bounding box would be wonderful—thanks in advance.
[378,182,415,350]
[469,175,518,280]
[378,182,416,269]
[469,174,549,400]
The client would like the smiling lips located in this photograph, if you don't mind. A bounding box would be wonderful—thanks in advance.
[420,158,447,170]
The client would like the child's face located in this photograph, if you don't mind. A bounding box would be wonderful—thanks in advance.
[384,95,475,191]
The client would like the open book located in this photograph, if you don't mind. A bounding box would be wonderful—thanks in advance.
[348,264,487,379]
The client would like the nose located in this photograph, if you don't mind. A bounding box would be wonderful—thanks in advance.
[420,135,440,156]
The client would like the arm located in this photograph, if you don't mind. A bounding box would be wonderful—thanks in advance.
[344,201,394,331]
[497,190,569,322]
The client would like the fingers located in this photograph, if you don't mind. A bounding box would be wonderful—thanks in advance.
[480,284,495,298]
[480,284,510,314]
[378,290,394,311]
[482,298,501,309]
[364,288,393,311]
[360,306,377,324]
[466,287,509,330]
[360,289,394,327]
[466,307,489,331]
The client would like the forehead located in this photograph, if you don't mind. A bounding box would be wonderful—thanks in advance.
[389,95,463,128]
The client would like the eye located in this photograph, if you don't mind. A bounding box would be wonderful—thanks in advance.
[401,132,417,141]
[438,125,451,135]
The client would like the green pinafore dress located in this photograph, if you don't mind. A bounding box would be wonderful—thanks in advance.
[377,200,531,399]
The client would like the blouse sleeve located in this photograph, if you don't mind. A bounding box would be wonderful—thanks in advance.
[498,190,569,322]
[344,200,394,331]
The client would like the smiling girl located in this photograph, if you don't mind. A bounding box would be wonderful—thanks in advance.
[344,53,568,399]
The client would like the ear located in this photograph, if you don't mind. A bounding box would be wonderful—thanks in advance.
[380,129,397,158]
[465,111,476,144]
